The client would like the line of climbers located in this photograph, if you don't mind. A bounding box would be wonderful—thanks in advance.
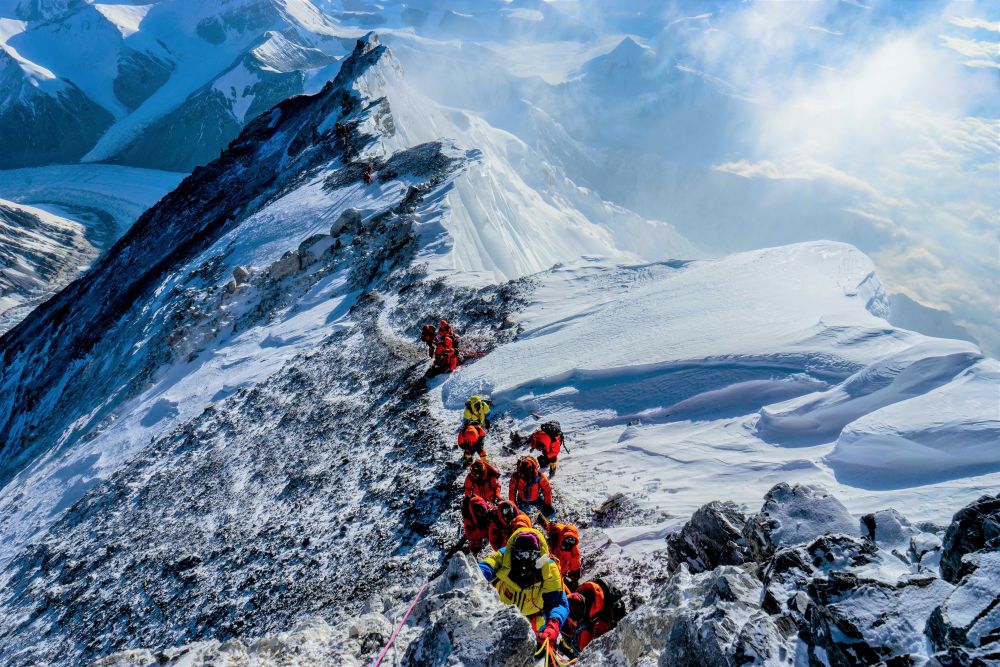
[445,391,625,662]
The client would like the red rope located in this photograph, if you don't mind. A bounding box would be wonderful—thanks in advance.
[371,581,429,667]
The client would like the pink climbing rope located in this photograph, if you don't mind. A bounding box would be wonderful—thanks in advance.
[371,581,430,667]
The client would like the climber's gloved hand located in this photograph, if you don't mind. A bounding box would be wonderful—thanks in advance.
[536,618,560,643]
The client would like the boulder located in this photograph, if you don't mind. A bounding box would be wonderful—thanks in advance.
[269,251,300,280]
[331,208,363,236]
[661,567,788,667]
[403,554,534,666]
[297,234,335,268]
[666,501,751,573]
[578,565,789,666]
[744,483,858,561]
[927,550,1000,655]
[232,265,250,285]
[940,494,1000,584]
[862,508,943,572]
[761,534,880,626]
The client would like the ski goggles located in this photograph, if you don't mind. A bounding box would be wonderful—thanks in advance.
[514,549,541,562]
[562,537,578,549]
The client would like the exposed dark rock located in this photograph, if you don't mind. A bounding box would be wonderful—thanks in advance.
[578,564,791,666]
[114,49,173,111]
[0,78,113,169]
[806,572,953,667]
[761,534,879,626]
[940,494,1000,584]
[927,551,1000,655]
[666,500,751,573]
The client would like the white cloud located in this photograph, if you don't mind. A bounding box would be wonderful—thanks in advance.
[959,58,1000,69]
[948,16,1000,32]
[669,1,999,352]
[669,13,712,27]
[940,34,999,60]
[809,25,844,36]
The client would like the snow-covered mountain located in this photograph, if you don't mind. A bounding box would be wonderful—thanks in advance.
[0,0,348,171]
[0,28,996,667]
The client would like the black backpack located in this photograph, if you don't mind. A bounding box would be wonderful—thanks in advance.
[540,421,562,441]
[591,577,627,624]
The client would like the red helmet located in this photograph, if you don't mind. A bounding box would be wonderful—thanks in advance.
[470,460,487,480]
[517,457,538,478]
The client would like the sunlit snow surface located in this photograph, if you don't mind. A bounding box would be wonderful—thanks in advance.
[443,242,999,556]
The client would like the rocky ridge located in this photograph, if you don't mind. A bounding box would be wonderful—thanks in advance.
[581,486,1000,667]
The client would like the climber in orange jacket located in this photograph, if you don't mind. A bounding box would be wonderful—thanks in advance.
[420,323,436,357]
[437,319,460,352]
[528,421,563,478]
[509,456,554,519]
[462,494,494,554]
[432,334,459,374]
[464,459,501,503]
[541,518,582,590]
[561,579,625,656]
[457,422,488,466]
[488,500,533,551]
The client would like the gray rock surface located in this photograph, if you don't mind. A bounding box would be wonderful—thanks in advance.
[403,554,534,666]
[743,483,858,561]
[927,550,1000,656]
[806,572,953,667]
[940,494,1000,584]
[666,500,751,573]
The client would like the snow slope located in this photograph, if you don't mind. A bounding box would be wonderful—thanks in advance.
[0,199,93,333]
[0,0,347,170]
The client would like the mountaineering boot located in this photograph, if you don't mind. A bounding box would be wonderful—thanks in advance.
[548,462,557,478]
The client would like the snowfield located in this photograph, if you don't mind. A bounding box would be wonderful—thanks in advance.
[0,28,996,667]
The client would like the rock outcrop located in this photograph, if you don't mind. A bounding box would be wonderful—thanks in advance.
[743,483,858,561]
[939,494,1000,584]
[665,500,751,573]
[580,485,998,667]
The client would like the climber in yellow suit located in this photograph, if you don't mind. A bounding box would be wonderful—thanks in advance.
[463,395,492,429]
[478,526,569,644]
